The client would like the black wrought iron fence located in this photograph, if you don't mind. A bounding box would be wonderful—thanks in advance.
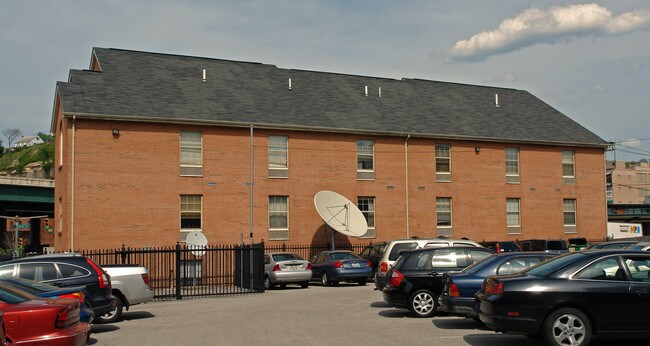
[78,243,265,300]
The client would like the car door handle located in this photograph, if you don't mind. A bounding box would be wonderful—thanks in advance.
[49,282,64,287]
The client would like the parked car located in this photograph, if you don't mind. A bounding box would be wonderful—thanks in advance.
[263,252,312,289]
[0,277,94,324]
[518,239,568,253]
[0,282,90,345]
[624,242,650,251]
[358,242,387,279]
[96,264,154,323]
[382,246,494,317]
[568,237,589,252]
[480,241,521,253]
[375,237,483,291]
[440,252,558,319]
[0,253,116,318]
[477,250,650,346]
[310,250,372,286]
[585,240,640,250]
[0,311,7,346]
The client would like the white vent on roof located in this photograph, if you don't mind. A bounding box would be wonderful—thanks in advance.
[364,85,368,97]
[495,93,500,107]
[202,69,206,82]
[378,87,382,98]
[289,78,292,90]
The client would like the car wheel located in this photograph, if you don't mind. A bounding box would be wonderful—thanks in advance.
[321,273,330,286]
[95,296,123,324]
[358,279,367,286]
[543,308,591,346]
[300,281,309,288]
[264,276,273,290]
[408,290,437,318]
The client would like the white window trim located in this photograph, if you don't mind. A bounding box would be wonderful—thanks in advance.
[180,195,203,234]
[435,144,452,174]
[269,196,289,240]
[436,197,453,228]
[268,135,289,171]
[563,199,577,227]
[180,131,203,176]
[562,150,575,178]
[505,147,520,177]
[356,140,375,172]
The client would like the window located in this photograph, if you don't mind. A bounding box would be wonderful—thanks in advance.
[506,198,521,234]
[435,144,451,182]
[180,195,202,241]
[180,131,202,176]
[268,136,288,178]
[624,257,650,282]
[574,258,625,281]
[269,196,289,240]
[358,197,376,238]
[505,148,520,183]
[562,150,575,180]
[18,263,58,281]
[357,140,375,180]
[563,199,577,233]
[436,197,452,237]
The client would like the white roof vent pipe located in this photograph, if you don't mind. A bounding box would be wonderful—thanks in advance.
[364,85,368,97]
[378,87,382,98]
[288,78,292,90]
[495,93,500,107]
[202,69,206,82]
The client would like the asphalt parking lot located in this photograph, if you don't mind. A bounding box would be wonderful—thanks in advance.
[89,283,646,346]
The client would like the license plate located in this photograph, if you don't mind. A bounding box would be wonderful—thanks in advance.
[352,263,360,268]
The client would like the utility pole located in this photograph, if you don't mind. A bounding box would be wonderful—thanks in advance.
[13,215,19,258]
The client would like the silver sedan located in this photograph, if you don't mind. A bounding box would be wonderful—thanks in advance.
[263,252,312,289]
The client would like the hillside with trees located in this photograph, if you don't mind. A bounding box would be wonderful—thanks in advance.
[0,131,54,179]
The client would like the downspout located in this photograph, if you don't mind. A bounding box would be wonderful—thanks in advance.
[71,115,76,251]
[405,135,411,238]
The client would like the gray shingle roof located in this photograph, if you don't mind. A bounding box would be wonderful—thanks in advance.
[55,47,607,147]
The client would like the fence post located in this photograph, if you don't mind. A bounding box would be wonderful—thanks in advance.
[120,244,127,264]
[175,243,182,300]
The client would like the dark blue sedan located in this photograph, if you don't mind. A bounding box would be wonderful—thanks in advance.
[440,252,557,318]
[310,250,373,286]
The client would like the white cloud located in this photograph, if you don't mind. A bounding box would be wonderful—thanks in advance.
[448,4,650,63]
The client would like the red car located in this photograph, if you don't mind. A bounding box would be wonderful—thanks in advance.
[0,283,90,345]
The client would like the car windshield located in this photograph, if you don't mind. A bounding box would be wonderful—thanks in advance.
[499,242,521,252]
[462,255,498,274]
[0,277,57,293]
[272,253,304,261]
[524,253,585,276]
[330,252,360,260]
[0,283,36,304]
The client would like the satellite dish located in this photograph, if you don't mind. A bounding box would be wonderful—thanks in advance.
[186,231,208,256]
[314,191,368,238]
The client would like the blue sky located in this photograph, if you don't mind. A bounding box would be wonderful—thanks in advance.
[1,1,649,160]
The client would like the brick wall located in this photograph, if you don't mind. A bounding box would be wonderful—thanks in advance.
[54,118,607,250]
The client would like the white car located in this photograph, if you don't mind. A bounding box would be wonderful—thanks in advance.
[263,252,312,289]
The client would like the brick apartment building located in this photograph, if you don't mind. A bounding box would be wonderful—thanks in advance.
[607,160,650,204]
[51,48,609,251]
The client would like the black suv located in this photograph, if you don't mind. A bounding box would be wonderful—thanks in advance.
[518,239,568,253]
[382,246,493,317]
[0,253,116,317]
[358,242,387,280]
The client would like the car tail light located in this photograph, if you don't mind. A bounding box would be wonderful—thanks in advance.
[86,258,109,289]
[448,283,460,297]
[56,305,79,328]
[365,260,371,267]
[273,264,281,271]
[334,261,343,268]
[142,273,150,286]
[58,292,85,303]
[484,279,504,296]
[380,261,388,273]
[306,263,312,270]
[389,270,403,287]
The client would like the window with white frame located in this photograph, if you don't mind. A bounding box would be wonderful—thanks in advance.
[358,197,376,238]
[357,140,375,180]
[563,199,577,233]
[180,195,202,241]
[269,196,289,240]
[180,131,202,176]
[562,150,575,179]
[435,144,451,182]
[268,136,288,178]
[436,197,452,232]
[505,148,520,183]
[506,198,521,234]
